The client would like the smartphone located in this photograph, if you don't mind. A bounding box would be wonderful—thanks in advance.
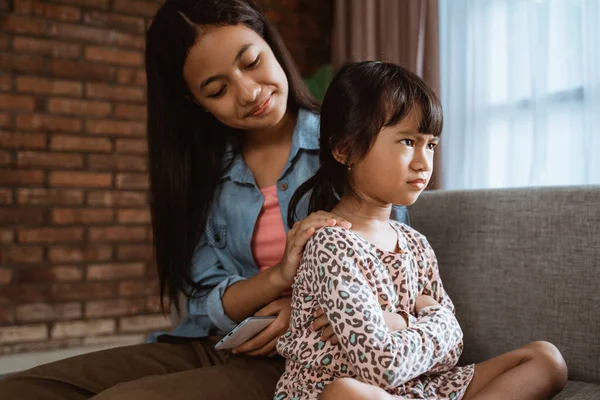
[214,316,277,350]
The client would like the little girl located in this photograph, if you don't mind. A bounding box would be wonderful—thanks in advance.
[274,61,567,400]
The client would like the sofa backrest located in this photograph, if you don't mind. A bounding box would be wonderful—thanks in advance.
[409,186,600,383]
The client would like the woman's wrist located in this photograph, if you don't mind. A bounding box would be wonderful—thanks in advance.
[268,261,293,291]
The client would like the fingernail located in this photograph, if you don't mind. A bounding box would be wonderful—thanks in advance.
[342,222,352,229]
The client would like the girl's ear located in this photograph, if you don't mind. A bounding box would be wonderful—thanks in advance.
[332,147,348,166]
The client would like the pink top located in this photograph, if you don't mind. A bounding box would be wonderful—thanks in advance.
[251,185,287,274]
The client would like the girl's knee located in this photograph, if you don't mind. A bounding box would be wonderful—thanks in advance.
[526,341,568,391]
[321,378,389,400]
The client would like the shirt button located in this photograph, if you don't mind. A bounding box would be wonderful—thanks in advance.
[279,182,288,191]
[214,233,221,242]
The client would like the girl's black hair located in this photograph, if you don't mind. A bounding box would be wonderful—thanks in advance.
[145,0,319,313]
[288,61,442,228]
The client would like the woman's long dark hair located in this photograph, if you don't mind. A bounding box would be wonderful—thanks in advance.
[288,61,443,228]
[145,0,319,313]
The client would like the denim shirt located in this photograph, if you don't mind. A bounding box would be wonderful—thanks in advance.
[151,109,410,340]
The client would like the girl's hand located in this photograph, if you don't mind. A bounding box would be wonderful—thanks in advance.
[312,307,340,345]
[382,310,409,332]
[278,211,352,286]
[232,297,292,357]
[415,295,439,313]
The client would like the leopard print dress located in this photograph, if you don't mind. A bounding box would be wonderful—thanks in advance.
[275,222,474,400]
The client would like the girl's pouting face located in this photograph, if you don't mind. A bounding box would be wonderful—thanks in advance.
[183,24,289,131]
[349,108,439,207]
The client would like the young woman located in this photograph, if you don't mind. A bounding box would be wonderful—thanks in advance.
[276,61,568,400]
[0,2,409,400]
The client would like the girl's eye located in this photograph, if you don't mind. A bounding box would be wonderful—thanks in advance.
[400,139,414,146]
[246,56,260,69]
[208,86,226,99]
[427,142,437,150]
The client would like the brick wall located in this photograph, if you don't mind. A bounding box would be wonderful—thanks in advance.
[0,0,332,354]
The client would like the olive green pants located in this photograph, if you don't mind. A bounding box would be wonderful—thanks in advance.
[0,337,285,400]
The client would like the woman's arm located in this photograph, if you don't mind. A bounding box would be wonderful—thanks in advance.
[309,227,461,390]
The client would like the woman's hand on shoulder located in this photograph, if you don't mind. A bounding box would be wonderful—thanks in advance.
[277,211,352,286]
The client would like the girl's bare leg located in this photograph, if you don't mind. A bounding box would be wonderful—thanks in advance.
[320,377,398,400]
[463,341,567,400]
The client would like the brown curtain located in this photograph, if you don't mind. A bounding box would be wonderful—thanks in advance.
[332,0,443,189]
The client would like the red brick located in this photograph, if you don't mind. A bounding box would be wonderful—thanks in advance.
[0,246,44,263]
[49,59,116,83]
[1,15,46,35]
[51,319,115,339]
[87,190,147,207]
[0,113,11,128]
[18,227,83,244]
[85,47,143,67]
[17,151,83,169]
[48,98,111,117]
[19,265,83,282]
[18,188,83,206]
[48,22,114,44]
[0,305,14,323]
[51,0,109,9]
[49,245,112,263]
[0,170,45,186]
[0,189,13,205]
[116,244,153,261]
[86,83,144,102]
[88,154,147,172]
[115,139,147,154]
[13,36,82,58]
[0,74,12,90]
[0,54,45,74]
[15,0,81,21]
[85,298,145,317]
[83,333,144,347]
[114,104,146,120]
[116,173,148,189]
[118,279,158,296]
[117,209,150,224]
[0,34,9,50]
[16,302,82,322]
[0,93,35,111]
[51,282,116,300]
[10,338,81,353]
[87,262,145,280]
[50,135,111,153]
[83,11,145,33]
[16,114,82,133]
[115,33,145,50]
[0,268,12,284]
[113,0,160,17]
[51,208,114,224]
[0,229,14,243]
[0,132,46,150]
[88,226,146,242]
[145,296,164,312]
[116,69,146,86]
[0,150,11,166]
[17,76,82,97]
[0,324,47,344]
[119,314,170,333]
[0,208,45,225]
[86,120,145,137]
[49,171,112,188]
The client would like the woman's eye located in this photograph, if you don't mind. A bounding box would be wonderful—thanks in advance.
[400,139,414,146]
[246,56,260,69]
[427,142,437,150]
[208,86,226,99]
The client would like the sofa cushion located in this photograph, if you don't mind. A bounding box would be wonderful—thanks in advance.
[409,186,600,384]
[554,380,600,399]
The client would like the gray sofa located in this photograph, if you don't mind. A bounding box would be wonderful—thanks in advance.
[409,186,600,399]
